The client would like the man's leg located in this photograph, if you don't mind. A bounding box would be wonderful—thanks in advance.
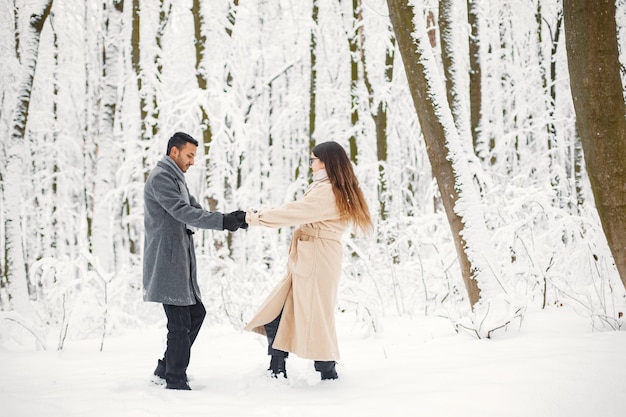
[163,304,192,390]
[189,298,206,347]
[154,300,204,384]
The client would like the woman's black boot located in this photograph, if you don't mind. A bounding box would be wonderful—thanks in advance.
[265,314,288,378]
[314,361,338,380]
[268,356,287,378]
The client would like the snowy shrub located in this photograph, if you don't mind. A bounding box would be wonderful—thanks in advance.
[27,253,146,350]
[454,294,525,339]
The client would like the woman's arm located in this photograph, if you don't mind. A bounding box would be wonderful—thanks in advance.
[246,182,339,228]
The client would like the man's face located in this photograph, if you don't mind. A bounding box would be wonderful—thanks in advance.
[170,143,197,173]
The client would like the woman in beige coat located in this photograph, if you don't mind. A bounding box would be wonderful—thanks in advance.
[244,141,372,380]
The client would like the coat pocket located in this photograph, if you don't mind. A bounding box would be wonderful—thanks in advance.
[292,239,316,277]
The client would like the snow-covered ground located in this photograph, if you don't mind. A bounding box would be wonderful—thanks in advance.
[1,307,625,417]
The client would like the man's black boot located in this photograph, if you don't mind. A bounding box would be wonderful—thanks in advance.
[154,359,166,379]
[153,358,190,383]
[166,380,191,390]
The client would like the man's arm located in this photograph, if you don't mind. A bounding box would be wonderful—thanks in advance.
[148,171,223,230]
[189,195,202,209]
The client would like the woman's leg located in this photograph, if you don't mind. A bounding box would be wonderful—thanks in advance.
[314,360,338,380]
[264,313,288,378]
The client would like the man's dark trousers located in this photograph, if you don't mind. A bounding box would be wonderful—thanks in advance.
[162,299,206,385]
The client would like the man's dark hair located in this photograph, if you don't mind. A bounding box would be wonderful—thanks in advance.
[166,132,199,155]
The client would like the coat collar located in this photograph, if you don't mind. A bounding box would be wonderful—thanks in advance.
[157,156,186,183]
[306,170,330,195]
[313,168,328,182]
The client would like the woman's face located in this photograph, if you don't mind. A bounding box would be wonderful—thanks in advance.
[310,153,324,172]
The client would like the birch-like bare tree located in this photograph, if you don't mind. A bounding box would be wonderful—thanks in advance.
[563,0,626,290]
[4,0,53,313]
[90,0,124,272]
[309,0,319,153]
[356,0,395,220]
[191,0,218,211]
[347,0,361,162]
[467,0,483,158]
[439,0,470,141]
[387,0,504,309]
[132,0,171,179]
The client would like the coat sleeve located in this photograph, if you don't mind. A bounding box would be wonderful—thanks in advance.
[147,171,223,230]
[189,194,202,209]
[246,182,340,228]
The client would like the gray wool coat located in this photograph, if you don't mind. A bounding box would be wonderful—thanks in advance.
[143,156,223,306]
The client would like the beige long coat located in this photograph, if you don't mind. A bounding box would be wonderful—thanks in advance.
[244,178,347,361]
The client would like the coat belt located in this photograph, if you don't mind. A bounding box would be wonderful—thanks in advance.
[299,226,342,242]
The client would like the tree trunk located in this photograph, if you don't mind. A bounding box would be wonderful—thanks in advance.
[192,0,217,211]
[358,0,394,220]
[132,0,169,159]
[387,0,483,307]
[92,0,124,273]
[467,0,482,158]
[131,0,144,136]
[4,0,53,312]
[563,0,626,290]
[129,0,154,255]
[540,6,563,161]
[309,0,319,153]
[348,0,360,163]
[82,1,101,267]
[439,0,470,140]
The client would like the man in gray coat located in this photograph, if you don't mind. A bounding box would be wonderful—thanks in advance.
[143,131,246,390]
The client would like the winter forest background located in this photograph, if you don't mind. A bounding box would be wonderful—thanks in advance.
[1,0,625,351]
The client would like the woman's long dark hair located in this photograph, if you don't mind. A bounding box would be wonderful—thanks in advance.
[312,141,373,234]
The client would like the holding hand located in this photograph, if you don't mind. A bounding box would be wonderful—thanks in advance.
[223,210,248,231]
[236,211,248,229]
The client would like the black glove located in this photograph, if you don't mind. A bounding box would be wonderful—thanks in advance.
[223,210,247,231]
[236,211,248,229]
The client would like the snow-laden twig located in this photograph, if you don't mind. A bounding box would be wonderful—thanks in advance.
[1,312,47,350]
[454,295,525,339]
